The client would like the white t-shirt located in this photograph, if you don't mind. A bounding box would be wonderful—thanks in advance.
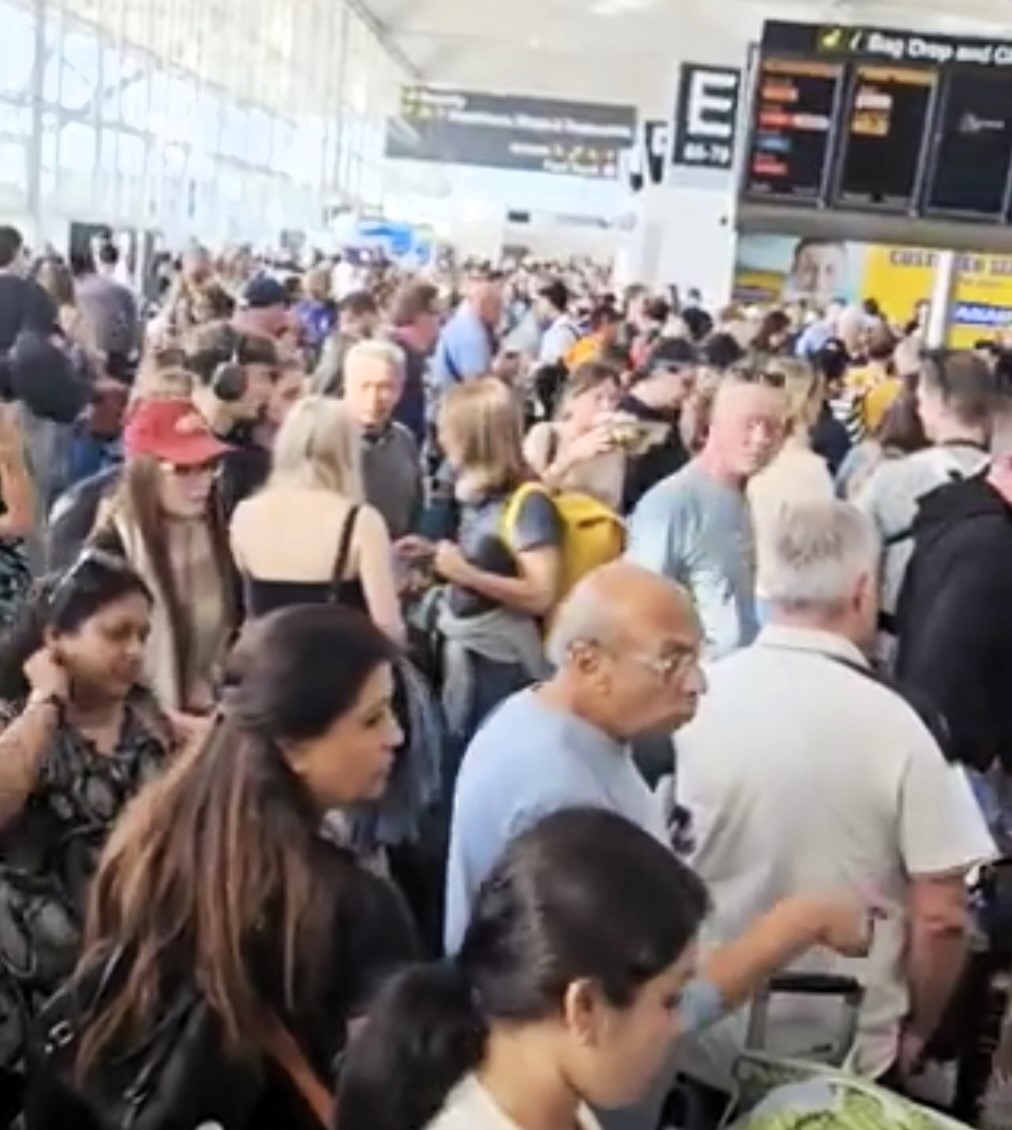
[675,624,994,1085]
[427,1074,602,1130]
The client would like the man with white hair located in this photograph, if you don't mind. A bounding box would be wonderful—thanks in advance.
[676,499,992,1092]
[342,338,422,540]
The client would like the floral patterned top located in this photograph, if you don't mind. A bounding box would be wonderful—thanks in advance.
[0,689,173,1072]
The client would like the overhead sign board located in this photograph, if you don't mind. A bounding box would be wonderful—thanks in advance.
[671,63,742,170]
[386,86,637,179]
[626,120,669,191]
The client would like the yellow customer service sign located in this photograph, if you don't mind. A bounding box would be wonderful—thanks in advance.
[734,234,1012,347]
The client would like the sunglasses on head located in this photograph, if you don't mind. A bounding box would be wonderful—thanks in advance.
[729,363,787,389]
[52,548,133,601]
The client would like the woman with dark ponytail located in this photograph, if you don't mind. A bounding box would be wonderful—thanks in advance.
[339,806,873,1130]
[338,807,709,1130]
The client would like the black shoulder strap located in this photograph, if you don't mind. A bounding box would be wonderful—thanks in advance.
[763,643,953,762]
[331,506,360,599]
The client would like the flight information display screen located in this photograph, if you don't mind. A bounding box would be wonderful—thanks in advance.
[834,66,936,210]
[740,21,1012,229]
[926,71,1012,218]
[743,58,843,202]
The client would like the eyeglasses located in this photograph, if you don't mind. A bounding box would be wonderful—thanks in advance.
[160,460,218,478]
[629,647,701,684]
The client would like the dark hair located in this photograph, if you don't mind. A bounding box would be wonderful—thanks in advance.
[753,310,792,354]
[921,349,999,430]
[813,339,849,384]
[590,303,622,330]
[97,240,120,267]
[341,290,378,319]
[702,332,744,372]
[791,238,844,267]
[643,297,671,324]
[337,807,708,1130]
[539,280,570,315]
[391,281,439,327]
[183,321,278,385]
[75,605,397,1080]
[682,306,714,344]
[0,225,23,269]
[0,554,151,702]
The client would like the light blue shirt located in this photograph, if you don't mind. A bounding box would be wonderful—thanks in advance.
[627,461,758,660]
[431,303,494,395]
[444,687,668,954]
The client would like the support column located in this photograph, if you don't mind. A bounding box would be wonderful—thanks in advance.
[926,250,958,348]
[26,0,46,241]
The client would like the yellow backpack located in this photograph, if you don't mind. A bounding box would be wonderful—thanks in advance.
[501,482,625,615]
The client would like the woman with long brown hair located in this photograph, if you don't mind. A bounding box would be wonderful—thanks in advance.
[91,398,236,714]
[27,605,417,1130]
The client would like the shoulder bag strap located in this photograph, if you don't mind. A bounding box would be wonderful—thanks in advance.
[330,505,361,600]
[262,1015,333,1128]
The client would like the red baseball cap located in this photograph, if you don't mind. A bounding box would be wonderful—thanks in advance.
[124,399,232,467]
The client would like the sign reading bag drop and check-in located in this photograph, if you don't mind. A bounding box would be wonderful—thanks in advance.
[385,86,637,180]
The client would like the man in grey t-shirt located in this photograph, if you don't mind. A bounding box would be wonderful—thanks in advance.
[627,372,786,659]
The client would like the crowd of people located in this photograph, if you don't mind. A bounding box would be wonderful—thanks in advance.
[0,218,1008,1130]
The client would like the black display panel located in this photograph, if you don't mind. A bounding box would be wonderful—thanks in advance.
[926,71,1012,218]
[835,66,936,211]
[744,58,842,202]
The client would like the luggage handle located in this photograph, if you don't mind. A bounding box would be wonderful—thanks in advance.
[746,973,865,1066]
[766,973,864,1001]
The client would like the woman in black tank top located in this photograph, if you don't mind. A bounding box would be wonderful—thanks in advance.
[229,397,404,642]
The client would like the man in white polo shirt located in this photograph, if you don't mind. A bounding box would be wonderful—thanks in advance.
[676,499,993,1091]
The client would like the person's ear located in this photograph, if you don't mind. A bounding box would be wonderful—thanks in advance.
[562,978,603,1046]
[852,571,873,616]
[571,642,608,690]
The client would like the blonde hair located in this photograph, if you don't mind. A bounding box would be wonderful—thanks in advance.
[268,395,364,499]
[438,377,526,493]
[765,357,823,436]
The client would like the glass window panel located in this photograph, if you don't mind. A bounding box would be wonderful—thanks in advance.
[117,131,145,175]
[59,121,97,172]
[43,16,63,104]
[248,108,271,168]
[120,74,150,130]
[61,27,100,109]
[0,101,30,136]
[0,1,35,96]
[0,139,25,191]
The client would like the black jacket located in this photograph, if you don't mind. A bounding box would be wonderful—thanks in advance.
[618,393,688,514]
[895,472,1012,772]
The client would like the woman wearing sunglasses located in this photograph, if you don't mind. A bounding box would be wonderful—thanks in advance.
[0,553,175,1120]
[91,398,237,715]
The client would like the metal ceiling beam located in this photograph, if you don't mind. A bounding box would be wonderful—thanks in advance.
[343,0,425,79]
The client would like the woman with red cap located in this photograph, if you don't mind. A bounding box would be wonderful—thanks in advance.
[91,398,236,715]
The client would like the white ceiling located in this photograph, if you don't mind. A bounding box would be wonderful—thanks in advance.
[361,0,1012,108]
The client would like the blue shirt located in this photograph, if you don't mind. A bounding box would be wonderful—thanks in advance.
[444,687,668,953]
[627,461,759,660]
[431,304,495,395]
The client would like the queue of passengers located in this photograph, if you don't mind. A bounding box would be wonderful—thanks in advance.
[0,220,1007,1129]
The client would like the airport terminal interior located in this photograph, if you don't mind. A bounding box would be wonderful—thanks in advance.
[7,1,1012,1129]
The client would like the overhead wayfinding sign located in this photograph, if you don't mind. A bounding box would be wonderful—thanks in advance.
[743,21,1012,227]
[385,86,637,179]
[671,64,742,170]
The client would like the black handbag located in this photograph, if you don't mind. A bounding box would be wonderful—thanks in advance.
[23,947,262,1130]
